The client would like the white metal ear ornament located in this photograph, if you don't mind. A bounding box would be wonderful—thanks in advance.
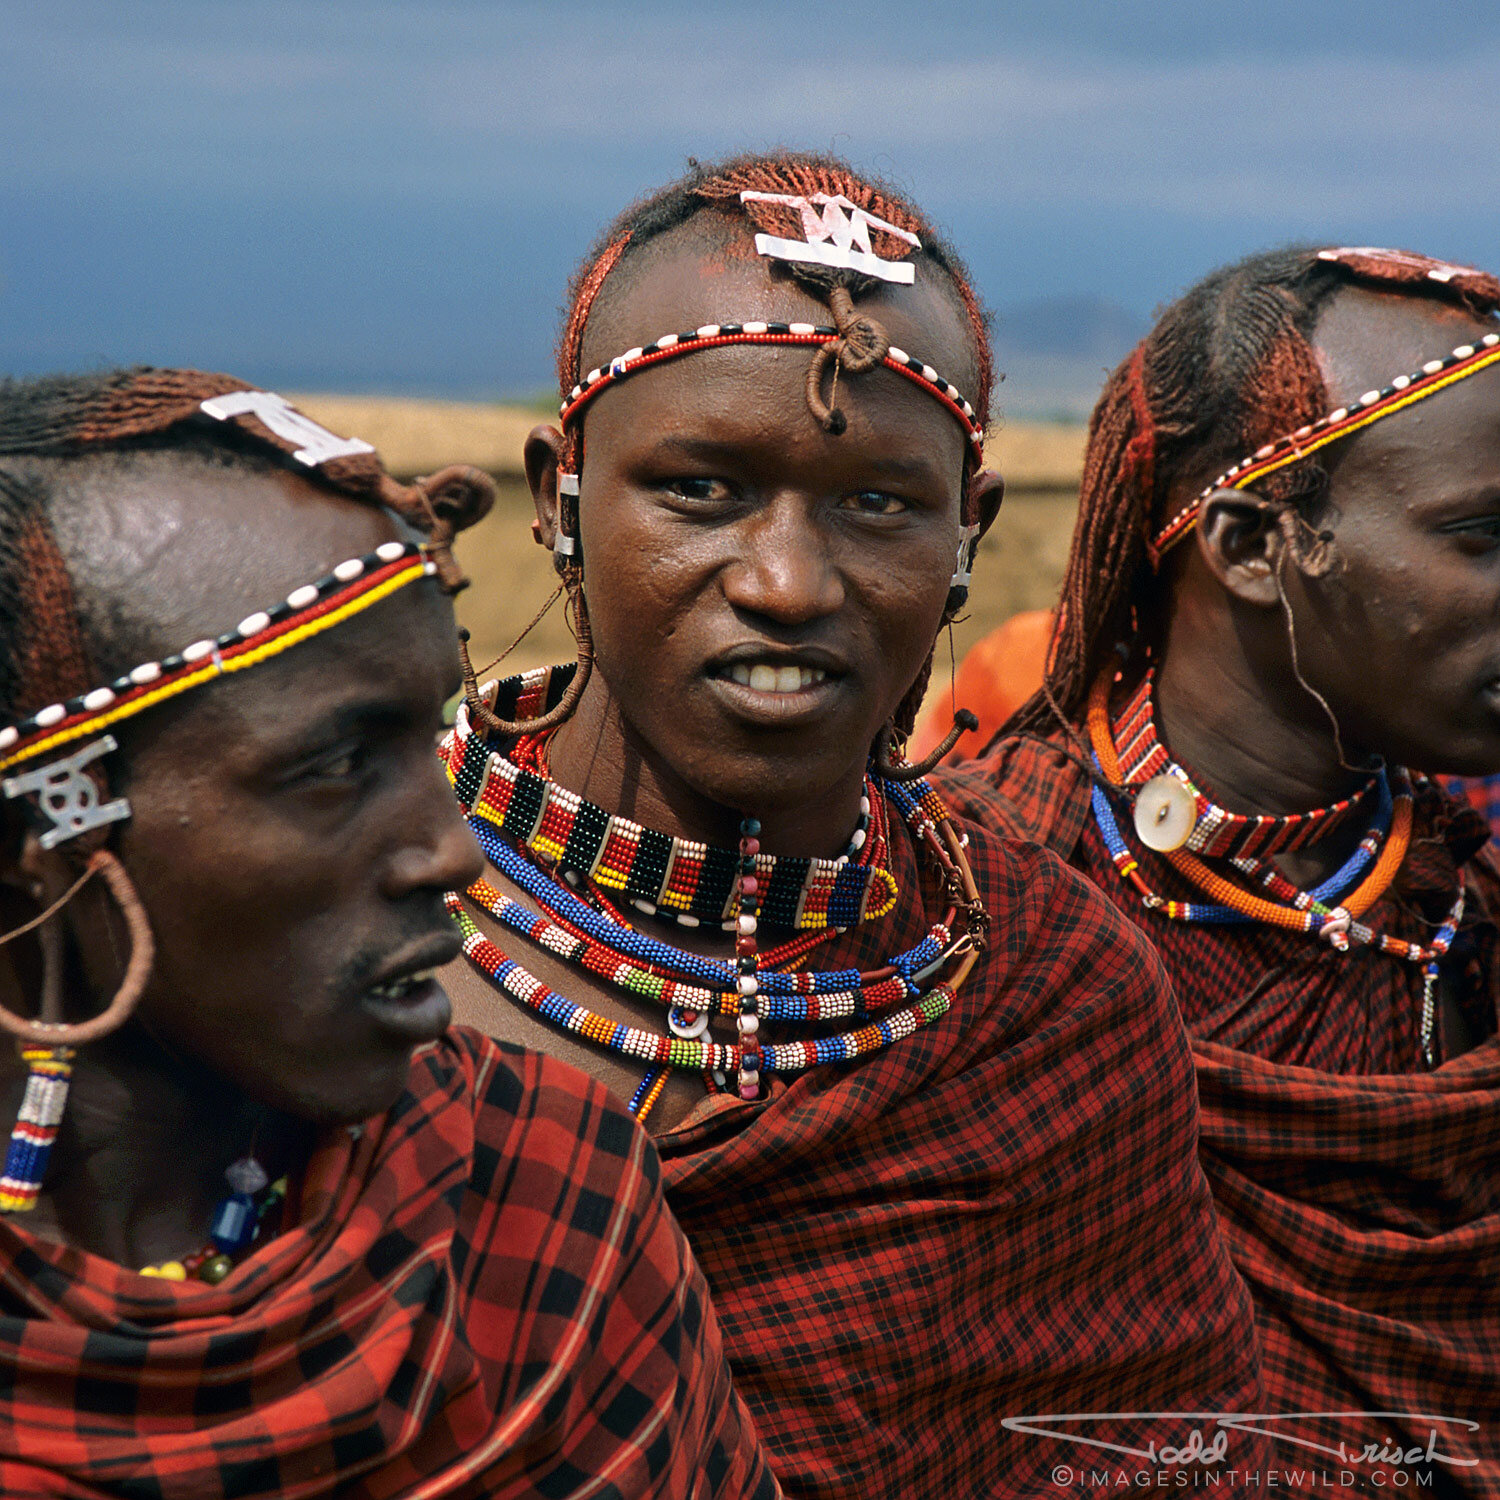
[950,523,981,590]
[3,737,130,850]
[199,391,376,467]
[554,473,580,557]
[738,191,921,285]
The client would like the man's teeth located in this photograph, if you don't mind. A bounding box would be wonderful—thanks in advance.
[368,969,435,1001]
[728,664,828,692]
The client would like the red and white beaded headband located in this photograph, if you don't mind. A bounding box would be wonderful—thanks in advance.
[0,541,435,781]
[1149,329,1500,564]
[559,319,984,451]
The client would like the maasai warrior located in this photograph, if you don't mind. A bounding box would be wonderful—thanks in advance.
[439,153,1265,1498]
[967,246,1500,1487]
[0,370,778,1499]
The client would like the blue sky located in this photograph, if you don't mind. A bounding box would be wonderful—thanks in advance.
[4,0,1499,411]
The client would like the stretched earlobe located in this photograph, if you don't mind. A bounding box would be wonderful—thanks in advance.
[523,425,569,554]
[1196,488,1284,606]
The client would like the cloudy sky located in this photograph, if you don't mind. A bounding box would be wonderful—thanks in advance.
[4,0,1498,411]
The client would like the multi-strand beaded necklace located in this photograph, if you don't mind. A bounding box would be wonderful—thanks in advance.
[443,682,986,1121]
[1086,669,1465,1066]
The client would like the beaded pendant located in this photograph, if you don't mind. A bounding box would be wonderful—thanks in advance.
[0,1046,75,1213]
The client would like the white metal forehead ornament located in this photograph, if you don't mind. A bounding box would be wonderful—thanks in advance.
[2,737,130,850]
[738,191,921,285]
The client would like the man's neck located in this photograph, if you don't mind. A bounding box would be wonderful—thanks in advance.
[7,1028,309,1269]
[1153,634,1368,818]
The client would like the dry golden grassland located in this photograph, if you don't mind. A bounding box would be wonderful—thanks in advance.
[292,395,1083,687]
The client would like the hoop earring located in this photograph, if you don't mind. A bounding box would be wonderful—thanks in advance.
[459,569,594,738]
[0,849,155,1212]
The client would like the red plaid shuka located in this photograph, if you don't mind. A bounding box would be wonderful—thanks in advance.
[0,1032,779,1500]
[961,728,1500,1489]
[650,780,1265,1498]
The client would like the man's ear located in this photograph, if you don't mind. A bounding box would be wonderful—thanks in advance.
[1196,489,1285,606]
[523,424,567,552]
[969,467,1004,537]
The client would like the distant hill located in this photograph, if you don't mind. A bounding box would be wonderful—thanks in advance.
[990,295,1147,421]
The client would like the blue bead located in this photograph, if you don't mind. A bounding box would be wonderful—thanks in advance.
[209,1192,258,1253]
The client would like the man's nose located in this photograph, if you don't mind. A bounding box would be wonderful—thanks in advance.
[720,497,845,625]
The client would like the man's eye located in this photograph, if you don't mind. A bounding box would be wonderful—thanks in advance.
[664,477,732,503]
[302,744,368,782]
[1442,515,1500,546]
[842,491,908,516]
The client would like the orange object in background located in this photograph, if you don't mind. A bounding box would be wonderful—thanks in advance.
[908,609,1054,762]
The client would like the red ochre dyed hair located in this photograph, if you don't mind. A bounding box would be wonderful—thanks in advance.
[555,152,995,737]
[0,367,494,730]
[557,151,995,457]
[1010,246,1500,737]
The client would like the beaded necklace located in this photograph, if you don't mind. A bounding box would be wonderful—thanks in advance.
[137,1156,284,1284]
[1113,670,1378,861]
[446,706,988,1118]
[1087,670,1465,1066]
[444,688,898,931]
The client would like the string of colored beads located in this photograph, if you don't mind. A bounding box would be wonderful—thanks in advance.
[138,1158,284,1284]
[736,819,763,1100]
[448,902,962,1078]
[467,815,954,995]
[0,1047,75,1213]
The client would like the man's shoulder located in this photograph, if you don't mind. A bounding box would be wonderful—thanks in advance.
[936,729,1092,854]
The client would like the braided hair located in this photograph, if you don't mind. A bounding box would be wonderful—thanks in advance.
[0,367,494,730]
[556,150,995,737]
[1012,246,1500,736]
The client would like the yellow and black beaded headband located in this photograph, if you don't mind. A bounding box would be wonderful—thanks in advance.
[1149,246,1500,565]
[0,390,444,849]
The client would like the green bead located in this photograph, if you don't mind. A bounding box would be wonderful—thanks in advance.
[198,1254,234,1285]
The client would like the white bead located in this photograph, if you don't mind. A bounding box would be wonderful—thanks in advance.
[1359,390,1381,406]
[739,1014,759,1034]
[82,688,115,712]
[34,704,65,727]
[286,585,320,609]
[737,914,758,935]
[130,662,162,685]
[333,558,365,582]
[887,345,908,363]
[1484,334,1500,347]
[1393,375,1411,389]
[1455,345,1475,359]
[236,612,271,638]
[850,828,867,851]
[1133,775,1197,852]
[789,322,817,335]
[182,640,215,663]
[376,540,407,562]
[622,347,644,363]
[738,975,759,995]
[657,334,679,349]
[695,324,721,339]
[742,321,768,334]
[1423,360,1444,374]
[1326,409,1347,424]
[0,727,17,750]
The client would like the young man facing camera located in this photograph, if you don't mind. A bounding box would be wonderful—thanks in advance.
[441,154,1265,1497]
[976,246,1500,1484]
[0,370,777,1499]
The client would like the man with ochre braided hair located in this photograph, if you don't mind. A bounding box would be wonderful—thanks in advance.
[0,369,779,1499]
[440,152,1266,1498]
[964,246,1500,1489]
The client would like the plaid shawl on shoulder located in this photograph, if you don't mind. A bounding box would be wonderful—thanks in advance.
[0,1032,779,1500]
[655,786,1265,1498]
[965,729,1500,1491]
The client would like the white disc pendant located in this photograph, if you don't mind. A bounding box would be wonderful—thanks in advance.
[668,1006,711,1039]
[1133,775,1198,852]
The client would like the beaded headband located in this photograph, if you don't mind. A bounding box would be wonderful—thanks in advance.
[0,541,434,781]
[1149,329,1500,564]
[559,320,985,450]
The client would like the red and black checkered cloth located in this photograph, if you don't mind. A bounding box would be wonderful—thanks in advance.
[0,1033,779,1500]
[959,728,1500,1490]
[654,783,1266,1498]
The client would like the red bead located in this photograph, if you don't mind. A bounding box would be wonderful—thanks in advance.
[739,875,759,896]
[740,837,761,857]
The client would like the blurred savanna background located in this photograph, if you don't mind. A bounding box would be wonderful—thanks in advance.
[6,0,1499,705]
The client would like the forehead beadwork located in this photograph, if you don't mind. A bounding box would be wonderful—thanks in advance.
[1315,246,1488,291]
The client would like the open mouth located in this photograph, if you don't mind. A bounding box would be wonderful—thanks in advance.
[718,663,829,693]
[365,968,437,1003]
